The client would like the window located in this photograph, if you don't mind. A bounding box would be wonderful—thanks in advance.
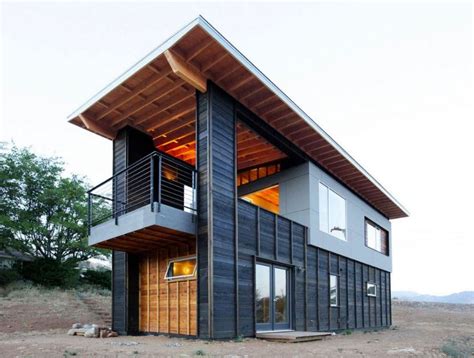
[365,219,389,255]
[165,256,197,280]
[367,282,377,297]
[330,275,338,306]
[319,183,347,240]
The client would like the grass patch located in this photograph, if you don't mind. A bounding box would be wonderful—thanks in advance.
[63,350,77,357]
[441,337,473,358]
[234,335,245,342]
[342,329,353,335]
[194,349,206,356]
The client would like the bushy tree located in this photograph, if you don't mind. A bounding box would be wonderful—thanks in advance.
[0,146,107,265]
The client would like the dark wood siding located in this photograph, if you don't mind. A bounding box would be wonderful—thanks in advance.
[196,84,237,339]
[111,126,155,335]
[235,200,391,337]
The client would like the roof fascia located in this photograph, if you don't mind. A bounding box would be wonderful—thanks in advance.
[67,15,409,218]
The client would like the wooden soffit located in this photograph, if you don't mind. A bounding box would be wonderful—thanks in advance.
[67,16,408,220]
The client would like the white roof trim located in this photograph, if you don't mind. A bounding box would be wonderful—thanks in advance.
[67,15,409,217]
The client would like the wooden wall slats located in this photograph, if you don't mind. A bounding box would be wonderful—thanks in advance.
[236,199,392,337]
[138,240,197,336]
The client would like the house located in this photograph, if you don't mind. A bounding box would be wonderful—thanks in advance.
[68,16,408,339]
[0,249,33,269]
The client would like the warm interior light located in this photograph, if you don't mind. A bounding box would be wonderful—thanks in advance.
[163,166,178,181]
[170,259,196,278]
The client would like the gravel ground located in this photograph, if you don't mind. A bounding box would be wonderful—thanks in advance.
[0,287,473,357]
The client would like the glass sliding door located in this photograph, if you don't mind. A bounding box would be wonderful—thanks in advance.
[256,263,291,331]
[256,264,272,330]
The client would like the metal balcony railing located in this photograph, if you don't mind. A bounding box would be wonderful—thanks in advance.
[87,151,197,232]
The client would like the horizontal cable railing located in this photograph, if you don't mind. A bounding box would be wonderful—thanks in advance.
[88,151,197,232]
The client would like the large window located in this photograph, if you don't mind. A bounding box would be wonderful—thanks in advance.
[319,183,347,240]
[329,274,338,306]
[365,219,389,255]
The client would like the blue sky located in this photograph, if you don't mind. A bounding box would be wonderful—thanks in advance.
[1,2,472,295]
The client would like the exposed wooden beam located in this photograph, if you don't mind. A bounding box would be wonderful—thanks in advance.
[110,79,185,127]
[164,50,207,93]
[96,70,171,120]
[78,114,115,139]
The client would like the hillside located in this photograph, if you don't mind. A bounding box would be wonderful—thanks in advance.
[393,290,474,304]
[0,285,473,357]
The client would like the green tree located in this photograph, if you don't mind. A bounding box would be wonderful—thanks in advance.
[0,146,106,264]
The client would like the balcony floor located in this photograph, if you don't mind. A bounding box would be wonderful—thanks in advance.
[90,203,196,253]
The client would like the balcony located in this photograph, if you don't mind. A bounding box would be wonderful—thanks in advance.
[87,151,197,252]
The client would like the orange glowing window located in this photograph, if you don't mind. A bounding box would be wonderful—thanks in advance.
[165,256,197,280]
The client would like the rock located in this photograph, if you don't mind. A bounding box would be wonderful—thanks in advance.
[67,328,88,336]
[84,327,99,338]
[72,323,82,329]
[100,329,109,338]
[107,331,118,338]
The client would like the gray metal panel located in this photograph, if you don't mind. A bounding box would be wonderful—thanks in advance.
[238,162,393,272]
[89,204,197,246]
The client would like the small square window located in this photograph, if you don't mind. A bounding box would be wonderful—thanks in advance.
[367,282,377,297]
[165,256,197,280]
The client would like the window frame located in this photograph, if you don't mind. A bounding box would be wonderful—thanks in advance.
[164,255,197,281]
[364,218,389,256]
[329,274,339,307]
[366,282,377,297]
[319,181,348,241]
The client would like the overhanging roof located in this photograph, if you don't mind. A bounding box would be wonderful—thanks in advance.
[68,16,409,219]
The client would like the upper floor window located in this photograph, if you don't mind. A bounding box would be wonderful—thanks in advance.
[365,219,389,255]
[319,183,347,241]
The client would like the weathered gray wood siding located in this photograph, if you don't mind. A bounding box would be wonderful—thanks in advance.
[237,200,392,336]
[196,83,237,339]
[111,127,154,335]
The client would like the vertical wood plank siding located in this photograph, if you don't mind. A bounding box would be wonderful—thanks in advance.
[197,84,237,339]
[111,126,155,335]
[236,199,392,337]
[138,244,197,336]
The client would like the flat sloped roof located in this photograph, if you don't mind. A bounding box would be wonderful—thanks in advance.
[68,16,408,219]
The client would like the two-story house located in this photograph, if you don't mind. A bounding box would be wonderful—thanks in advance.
[68,16,408,339]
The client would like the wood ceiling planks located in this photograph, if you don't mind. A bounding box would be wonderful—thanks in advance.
[69,24,407,219]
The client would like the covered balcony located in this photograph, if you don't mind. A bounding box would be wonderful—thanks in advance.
[87,151,197,252]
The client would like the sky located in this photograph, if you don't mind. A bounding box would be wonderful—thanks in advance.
[1,2,472,295]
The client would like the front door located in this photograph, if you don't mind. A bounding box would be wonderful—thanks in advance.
[255,263,291,331]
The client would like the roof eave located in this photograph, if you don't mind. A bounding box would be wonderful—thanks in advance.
[67,15,409,219]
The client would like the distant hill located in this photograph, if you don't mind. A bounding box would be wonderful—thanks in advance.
[393,291,474,304]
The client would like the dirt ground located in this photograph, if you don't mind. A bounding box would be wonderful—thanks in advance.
[0,286,473,357]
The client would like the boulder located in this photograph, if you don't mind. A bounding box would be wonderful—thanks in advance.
[67,328,88,336]
[84,326,99,338]
[107,331,118,338]
[72,323,82,329]
[100,329,109,338]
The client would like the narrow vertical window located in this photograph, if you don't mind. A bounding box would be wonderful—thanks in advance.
[330,274,338,306]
